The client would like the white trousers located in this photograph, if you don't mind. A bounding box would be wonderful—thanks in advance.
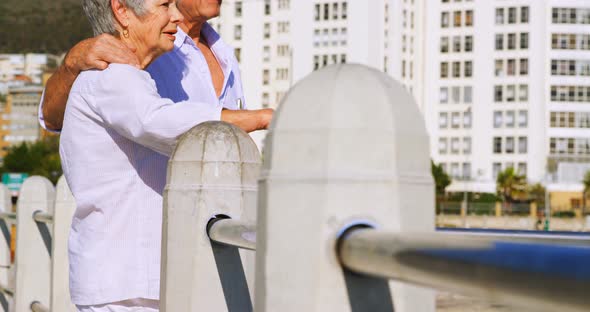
[76,298,159,312]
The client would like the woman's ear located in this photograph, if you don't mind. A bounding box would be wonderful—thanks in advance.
[111,0,129,28]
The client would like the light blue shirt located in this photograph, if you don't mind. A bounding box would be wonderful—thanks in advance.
[147,23,246,110]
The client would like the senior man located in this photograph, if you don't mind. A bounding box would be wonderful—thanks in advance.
[41,0,272,133]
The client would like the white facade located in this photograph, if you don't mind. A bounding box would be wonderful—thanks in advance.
[425,0,590,193]
[210,0,590,193]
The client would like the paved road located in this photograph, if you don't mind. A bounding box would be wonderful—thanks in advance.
[437,293,520,312]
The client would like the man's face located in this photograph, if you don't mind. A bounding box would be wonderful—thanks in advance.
[177,0,222,22]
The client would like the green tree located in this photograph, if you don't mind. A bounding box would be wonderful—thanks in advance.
[496,167,527,206]
[528,183,546,204]
[583,171,590,214]
[0,137,62,184]
[431,161,451,196]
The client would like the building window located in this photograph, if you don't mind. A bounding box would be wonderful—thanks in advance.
[440,62,449,78]
[521,7,529,23]
[314,4,320,21]
[518,137,528,153]
[465,10,473,26]
[263,69,270,85]
[440,37,449,53]
[323,3,329,20]
[464,86,473,103]
[234,25,242,40]
[508,7,517,24]
[495,34,503,50]
[463,111,472,128]
[439,138,448,154]
[451,112,461,128]
[440,87,449,103]
[495,60,504,76]
[451,138,460,154]
[452,62,461,78]
[518,110,528,127]
[439,112,448,128]
[517,163,527,176]
[452,86,461,103]
[493,163,502,178]
[494,86,503,102]
[441,12,450,28]
[453,11,462,27]
[506,137,515,154]
[494,111,503,128]
[342,2,348,19]
[265,0,271,15]
[519,84,529,102]
[463,137,472,154]
[519,58,529,75]
[453,36,461,52]
[507,33,516,50]
[520,32,529,49]
[465,36,473,52]
[506,85,515,102]
[494,137,502,154]
[496,8,504,24]
[505,110,515,128]
[235,1,243,17]
[264,23,271,39]
[462,163,472,179]
[464,61,473,77]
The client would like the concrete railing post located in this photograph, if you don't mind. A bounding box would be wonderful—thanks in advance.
[13,177,54,312]
[0,185,11,311]
[160,121,261,312]
[50,177,76,312]
[255,64,435,312]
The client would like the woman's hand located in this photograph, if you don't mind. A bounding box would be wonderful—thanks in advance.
[221,108,275,133]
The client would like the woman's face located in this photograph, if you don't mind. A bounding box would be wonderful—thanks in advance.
[127,0,183,63]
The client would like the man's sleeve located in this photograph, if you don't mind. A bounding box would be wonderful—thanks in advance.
[90,64,222,156]
[37,90,61,133]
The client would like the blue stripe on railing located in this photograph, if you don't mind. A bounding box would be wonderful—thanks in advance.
[420,241,590,280]
[437,227,590,237]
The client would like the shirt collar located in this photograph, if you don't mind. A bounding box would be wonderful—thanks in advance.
[173,23,233,66]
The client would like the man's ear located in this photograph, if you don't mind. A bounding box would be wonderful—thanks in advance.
[111,0,129,29]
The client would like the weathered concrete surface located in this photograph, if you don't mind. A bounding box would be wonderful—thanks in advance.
[50,176,76,311]
[14,176,54,312]
[160,121,260,312]
[256,64,435,312]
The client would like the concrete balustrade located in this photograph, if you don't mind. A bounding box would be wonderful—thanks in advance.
[0,176,76,312]
[160,121,260,312]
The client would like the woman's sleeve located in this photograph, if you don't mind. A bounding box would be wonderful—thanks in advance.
[89,64,222,156]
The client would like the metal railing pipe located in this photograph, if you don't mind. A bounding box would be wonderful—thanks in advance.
[338,228,590,312]
[0,212,16,225]
[32,211,53,224]
[30,301,49,312]
[207,218,256,251]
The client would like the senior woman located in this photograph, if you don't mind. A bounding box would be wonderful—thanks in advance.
[60,0,240,311]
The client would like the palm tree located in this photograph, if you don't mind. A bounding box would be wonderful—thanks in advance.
[583,171,590,214]
[431,161,451,196]
[496,167,528,211]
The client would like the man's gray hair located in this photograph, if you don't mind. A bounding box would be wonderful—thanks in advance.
[83,0,148,35]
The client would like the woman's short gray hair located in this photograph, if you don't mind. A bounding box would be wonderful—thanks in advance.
[83,0,148,35]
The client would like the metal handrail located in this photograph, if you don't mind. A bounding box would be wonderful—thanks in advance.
[207,218,256,251]
[32,211,53,224]
[0,212,16,225]
[30,301,49,312]
[0,283,13,297]
[338,228,590,312]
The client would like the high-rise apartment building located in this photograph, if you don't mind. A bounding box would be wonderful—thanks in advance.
[209,0,590,195]
[211,0,424,146]
[425,0,590,194]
